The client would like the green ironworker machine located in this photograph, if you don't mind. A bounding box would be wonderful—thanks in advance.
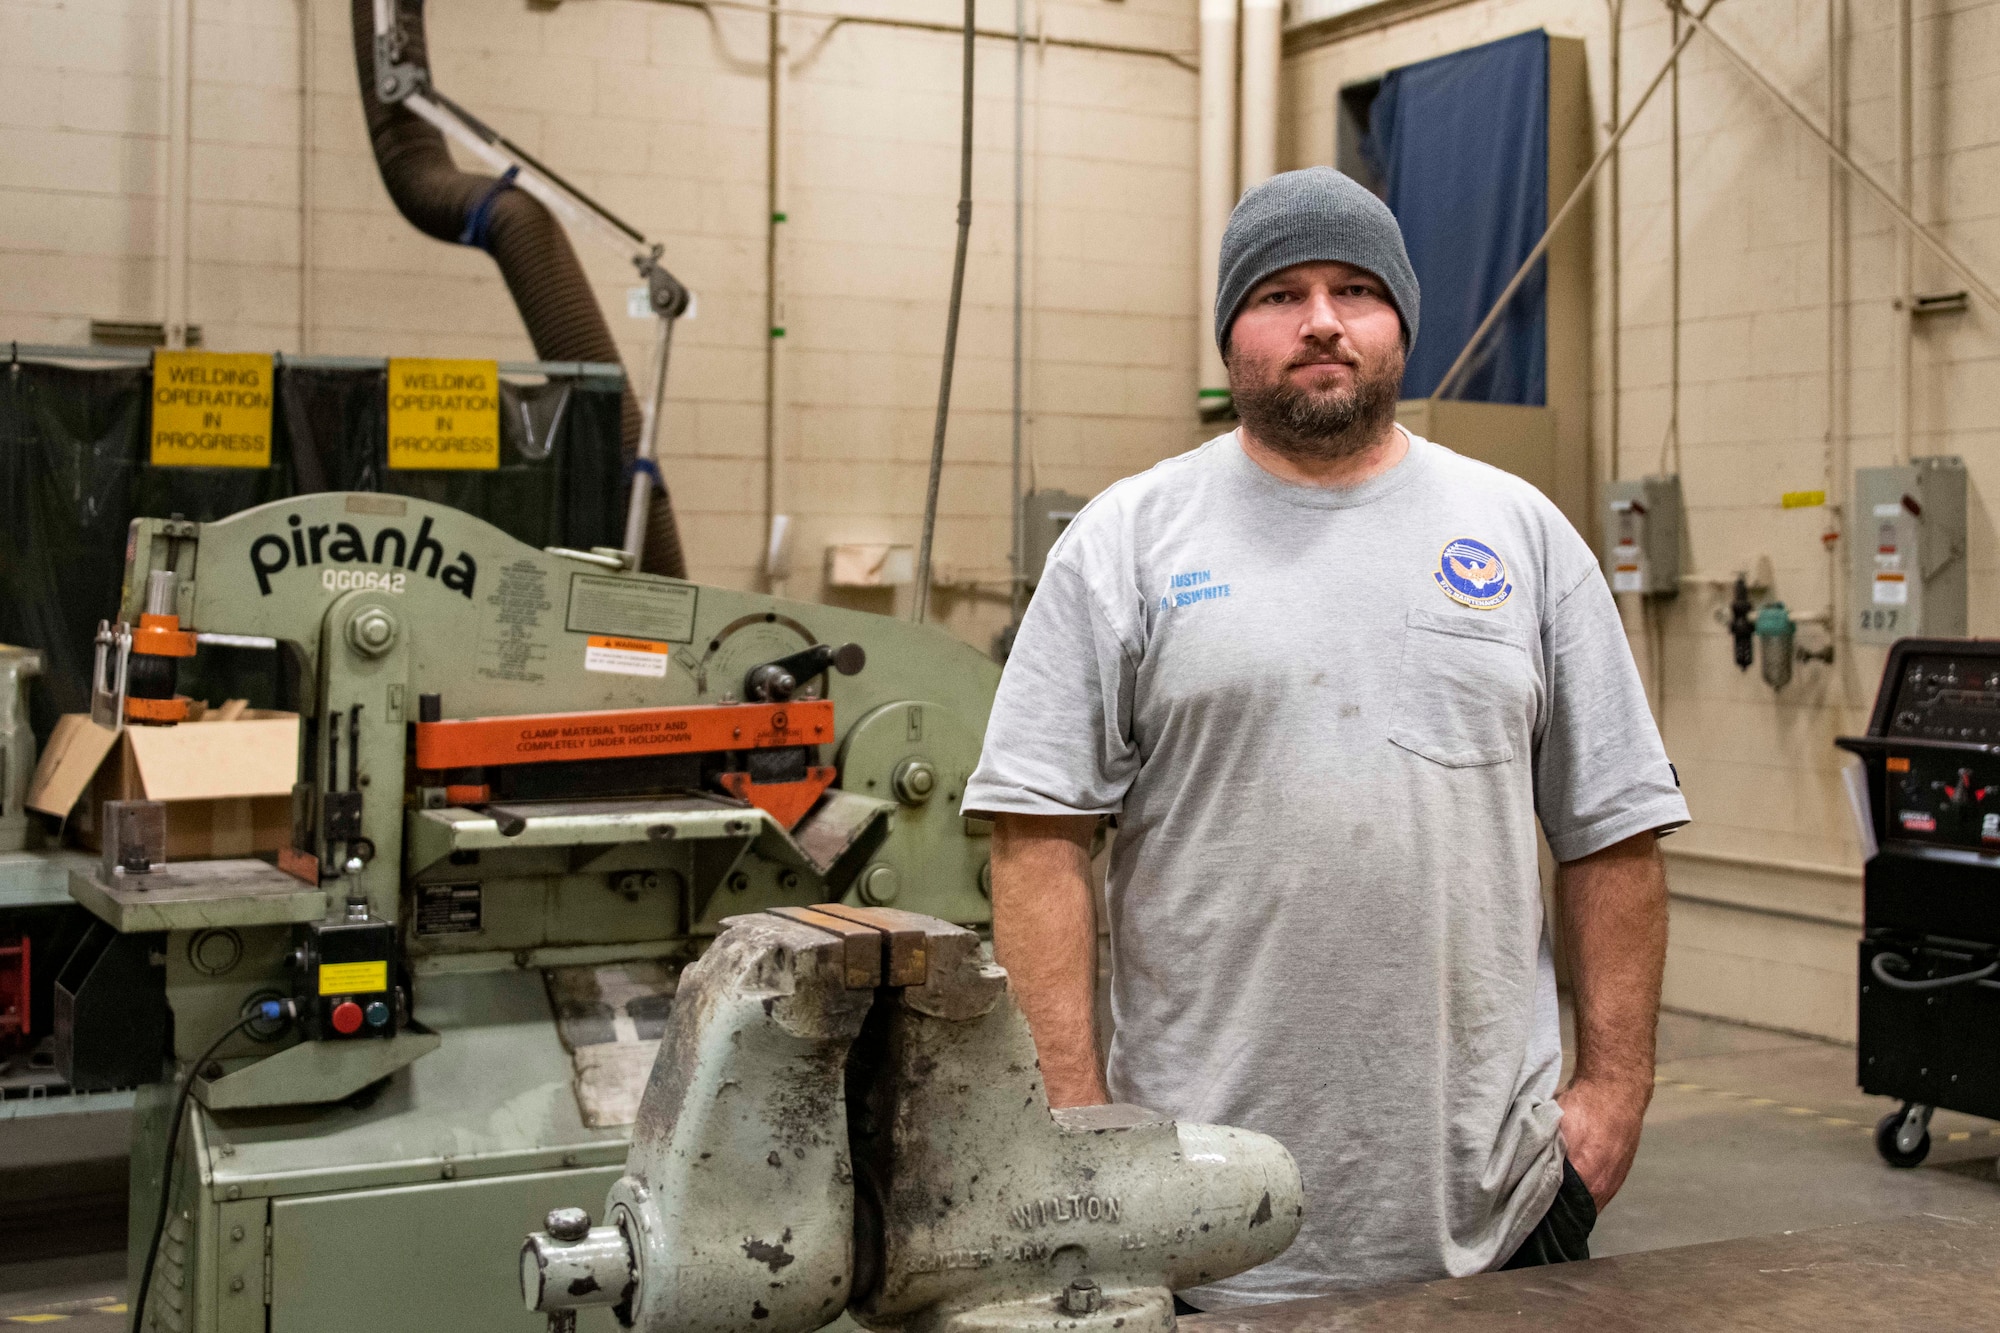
[60,493,999,1332]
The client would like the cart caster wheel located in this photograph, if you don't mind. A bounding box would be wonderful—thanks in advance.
[1875,1108,1932,1168]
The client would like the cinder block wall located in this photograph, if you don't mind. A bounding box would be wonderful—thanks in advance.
[1286,0,2000,1041]
[19,0,2000,1044]
[0,0,1205,652]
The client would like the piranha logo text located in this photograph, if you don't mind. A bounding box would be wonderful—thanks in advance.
[249,514,478,598]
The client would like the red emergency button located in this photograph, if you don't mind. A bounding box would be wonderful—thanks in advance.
[331,1000,364,1035]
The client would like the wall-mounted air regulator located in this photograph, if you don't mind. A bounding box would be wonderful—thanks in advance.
[1728,576,1756,670]
[1751,602,1833,690]
[1722,593,1836,690]
[1725,576,1834,691]
[1756,603,1796,689]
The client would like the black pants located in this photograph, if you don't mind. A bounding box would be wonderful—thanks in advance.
[1499,1156,1597,1269]
[1173,1157,1596,1316]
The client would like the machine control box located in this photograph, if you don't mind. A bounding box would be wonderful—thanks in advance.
[1883,752,2000,849]
[1863,644,2000,851]
[1852,458,1966,645]
[1601,475,1682,597]
[294,917,400,1040]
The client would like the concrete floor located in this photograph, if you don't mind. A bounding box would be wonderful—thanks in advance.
[0,1253,124,1323]
[3,1010,1998,1321]
[1596,1009,2000,1256]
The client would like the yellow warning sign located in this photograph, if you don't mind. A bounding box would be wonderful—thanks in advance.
[387,358,500,470]
[318,960,389,996]
[149,351,273,468]
[1781,489,1827,509]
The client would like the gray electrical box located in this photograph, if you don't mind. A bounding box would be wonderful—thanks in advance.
[1853,457,1967,644]
[1602,475,1683,597]
[1023,489,1090,589]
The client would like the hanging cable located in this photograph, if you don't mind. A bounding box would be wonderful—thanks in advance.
[1604,0,1622,481]
[912,0,977,624]
[1668,0,1682,477]
[1010,0,1027,626]
[1825,0,1846,641]
[132,1001,293,1333]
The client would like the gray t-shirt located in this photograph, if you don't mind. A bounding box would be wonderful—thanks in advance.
[963,429,1688,1305]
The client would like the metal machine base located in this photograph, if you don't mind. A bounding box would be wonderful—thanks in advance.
[136,969,631,1332]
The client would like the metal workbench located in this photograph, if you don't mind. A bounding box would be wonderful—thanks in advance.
[1183,1208,2000,1332]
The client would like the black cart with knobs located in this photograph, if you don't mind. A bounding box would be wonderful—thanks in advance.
[1838,638,2000,1167]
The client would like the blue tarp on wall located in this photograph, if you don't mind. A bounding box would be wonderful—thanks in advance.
[1363,29,1548,404]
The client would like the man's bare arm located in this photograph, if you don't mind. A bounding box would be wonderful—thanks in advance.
[1553,829,1668,1206]
[990,811,1110,1108]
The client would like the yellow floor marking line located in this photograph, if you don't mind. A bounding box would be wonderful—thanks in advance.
[96,1308,125,1316]
[1651,1077,1953,1141]
[7,1316,71,1324]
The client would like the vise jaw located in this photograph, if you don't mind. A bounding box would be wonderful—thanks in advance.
[521,908,1302,1333]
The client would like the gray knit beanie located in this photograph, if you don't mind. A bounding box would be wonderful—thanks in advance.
[1214,166,1420,355]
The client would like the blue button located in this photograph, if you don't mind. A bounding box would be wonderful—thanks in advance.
[364,1001,391,1028]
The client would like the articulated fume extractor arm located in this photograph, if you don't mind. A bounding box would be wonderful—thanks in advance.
[368,0,692,565]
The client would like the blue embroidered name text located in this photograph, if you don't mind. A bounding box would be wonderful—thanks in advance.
[1160,583,1231,609]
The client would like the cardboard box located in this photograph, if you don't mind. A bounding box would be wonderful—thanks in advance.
[27,707,298,861]
[826,543,915,588]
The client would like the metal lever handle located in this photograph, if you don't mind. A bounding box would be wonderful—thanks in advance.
[744,642,867,703]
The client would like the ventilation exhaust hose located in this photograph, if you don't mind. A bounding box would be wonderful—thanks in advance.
[350,0,687,578]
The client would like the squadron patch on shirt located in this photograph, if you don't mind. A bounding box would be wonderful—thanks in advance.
[1434,538,1513,610]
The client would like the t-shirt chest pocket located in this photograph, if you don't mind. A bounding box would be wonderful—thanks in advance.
[1387,607,1536,768]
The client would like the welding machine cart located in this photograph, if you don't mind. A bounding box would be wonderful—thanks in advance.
[1838,638,2000,1167]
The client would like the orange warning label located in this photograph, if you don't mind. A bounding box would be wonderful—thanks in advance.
[585,635,669,677]
[413,700,832,768]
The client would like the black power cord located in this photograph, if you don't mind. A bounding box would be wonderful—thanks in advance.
[131,1000,292,1333]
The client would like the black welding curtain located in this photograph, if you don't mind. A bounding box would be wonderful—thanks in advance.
[1363,28,1549,404]
[0,357,625,740]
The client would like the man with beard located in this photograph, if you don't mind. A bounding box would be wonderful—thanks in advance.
[961,168,1687,1303]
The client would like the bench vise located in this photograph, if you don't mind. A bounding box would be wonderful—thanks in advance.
[521,907,1302,1333]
